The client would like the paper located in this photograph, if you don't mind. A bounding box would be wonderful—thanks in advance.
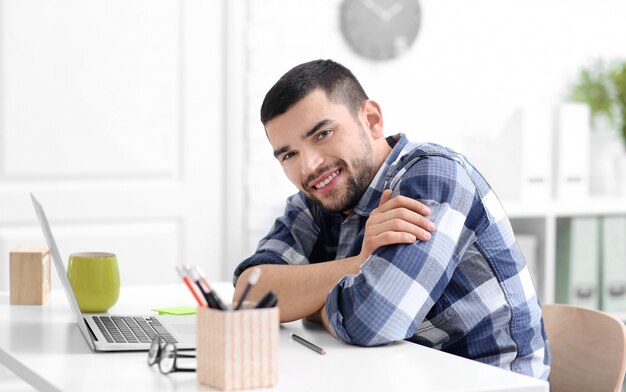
[151,306,197,315]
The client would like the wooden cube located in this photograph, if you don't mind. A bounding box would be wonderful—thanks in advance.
[10,245,51,305]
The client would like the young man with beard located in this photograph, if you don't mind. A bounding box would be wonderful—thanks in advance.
[233,59,550,380]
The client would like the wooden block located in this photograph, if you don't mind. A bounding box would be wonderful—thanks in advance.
[10,245,51,305]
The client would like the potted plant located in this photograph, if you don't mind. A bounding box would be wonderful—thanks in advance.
[611,62,626,145]
[569,59,626,196]
[569,59,626,144]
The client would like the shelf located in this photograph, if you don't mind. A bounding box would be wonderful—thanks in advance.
[500,195,626,305]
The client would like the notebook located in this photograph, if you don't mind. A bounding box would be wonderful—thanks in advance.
[31,193,196,351]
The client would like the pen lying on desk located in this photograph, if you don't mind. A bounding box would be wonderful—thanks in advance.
[291,333,326,355]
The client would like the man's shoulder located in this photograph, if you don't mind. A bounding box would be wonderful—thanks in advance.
[388,140,490,197]
[389,141,467,178]
[400,141,462,161]
[385,135,464,173]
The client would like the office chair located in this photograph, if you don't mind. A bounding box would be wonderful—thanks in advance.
[543,303,626,392]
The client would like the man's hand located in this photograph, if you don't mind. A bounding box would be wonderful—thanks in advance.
[359,189,435,263]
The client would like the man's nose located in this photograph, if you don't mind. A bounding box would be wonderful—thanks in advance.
[301,149,323,179]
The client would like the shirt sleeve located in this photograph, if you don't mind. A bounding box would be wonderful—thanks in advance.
[324,154,490,346]
[232,193,320,285]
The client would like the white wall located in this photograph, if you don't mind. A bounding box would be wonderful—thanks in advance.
[0,0,225,289]
[234,0,626,272]
[1,0,625,284]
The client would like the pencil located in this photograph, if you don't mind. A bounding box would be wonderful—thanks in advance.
[175,265,206,307]
[291,333,326,355]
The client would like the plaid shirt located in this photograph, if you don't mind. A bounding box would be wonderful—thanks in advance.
[235,134,550,380]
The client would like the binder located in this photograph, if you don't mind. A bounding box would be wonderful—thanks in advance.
[553,103,590,199]
[556,217,599,308]
[460,106,552,202]
[460,109,522,200]
[520,105,552,200]
[600,216,626,312]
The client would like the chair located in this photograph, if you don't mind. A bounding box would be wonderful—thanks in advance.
[542,303,626,392]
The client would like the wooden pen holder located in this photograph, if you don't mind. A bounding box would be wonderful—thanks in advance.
[10,245,51,305]
[197,306,279,390]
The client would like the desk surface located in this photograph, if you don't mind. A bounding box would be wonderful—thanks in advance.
[0,284,548,392]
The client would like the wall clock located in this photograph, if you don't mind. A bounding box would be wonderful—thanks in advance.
[340,0,421,61]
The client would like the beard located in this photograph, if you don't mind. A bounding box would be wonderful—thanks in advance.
[303,131,377,214]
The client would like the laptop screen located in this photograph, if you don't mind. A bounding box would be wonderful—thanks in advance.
[31,194,95,347]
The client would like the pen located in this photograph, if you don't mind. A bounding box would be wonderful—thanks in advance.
[184,264,216,309]
[175,265,206,307]
[291,333,326,355]
[194,265,226,311]
[234,268,261,310]
[255,290,278,309]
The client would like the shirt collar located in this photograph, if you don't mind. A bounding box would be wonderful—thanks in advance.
[352,133,409,217]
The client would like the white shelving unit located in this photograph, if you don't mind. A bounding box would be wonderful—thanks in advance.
[503,196,626,305]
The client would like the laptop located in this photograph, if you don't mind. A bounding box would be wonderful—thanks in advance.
[31,193,196,351]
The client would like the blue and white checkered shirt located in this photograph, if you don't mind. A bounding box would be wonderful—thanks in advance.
[235,134,551,380]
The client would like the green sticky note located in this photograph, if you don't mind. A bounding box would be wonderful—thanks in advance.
[151,306,197,315]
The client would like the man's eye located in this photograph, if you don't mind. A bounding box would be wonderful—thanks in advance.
[317,130,333,140]
[282,152,295,161]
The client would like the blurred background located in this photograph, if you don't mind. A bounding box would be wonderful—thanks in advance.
[1,0,626,313]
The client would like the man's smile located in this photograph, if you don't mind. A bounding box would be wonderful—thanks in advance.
[308,168,342,193]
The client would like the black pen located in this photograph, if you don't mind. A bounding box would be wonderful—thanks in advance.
[176,265,206,307]
[291,333,326,355]
[255,290,278,309]
[194,265,226,310]
[183,264,216,309]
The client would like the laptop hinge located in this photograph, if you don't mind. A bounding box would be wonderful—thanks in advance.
[83,317,98,342]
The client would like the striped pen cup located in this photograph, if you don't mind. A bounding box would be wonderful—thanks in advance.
[197,306,279,389]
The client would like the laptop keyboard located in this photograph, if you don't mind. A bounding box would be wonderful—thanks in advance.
[92,316,178,344]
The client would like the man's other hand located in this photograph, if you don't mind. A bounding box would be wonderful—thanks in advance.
[359,189,436,263]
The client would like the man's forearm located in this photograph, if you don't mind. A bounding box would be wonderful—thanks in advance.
[233,256,361,322]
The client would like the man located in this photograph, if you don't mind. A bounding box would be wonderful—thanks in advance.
[233,59,550,380]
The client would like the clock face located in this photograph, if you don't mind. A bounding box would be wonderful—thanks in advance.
[340,0,421,61]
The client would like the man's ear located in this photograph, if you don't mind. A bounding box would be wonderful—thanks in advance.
[361,100,384,138]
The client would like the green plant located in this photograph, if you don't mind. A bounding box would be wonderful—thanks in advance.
[610,62,626,143]
[569,59,626,144]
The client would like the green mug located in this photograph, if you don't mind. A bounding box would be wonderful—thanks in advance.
[68,252,120,313]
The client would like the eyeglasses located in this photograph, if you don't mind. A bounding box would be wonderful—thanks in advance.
[147,336,195,374]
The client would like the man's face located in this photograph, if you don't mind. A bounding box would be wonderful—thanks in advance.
[265,89,378,214]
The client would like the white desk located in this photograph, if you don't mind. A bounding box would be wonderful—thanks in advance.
[0,284,548,391]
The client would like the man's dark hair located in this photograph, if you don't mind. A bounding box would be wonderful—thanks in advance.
[260,59,369,126]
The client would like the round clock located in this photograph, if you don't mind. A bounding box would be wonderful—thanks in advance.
[340,0,421,61]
